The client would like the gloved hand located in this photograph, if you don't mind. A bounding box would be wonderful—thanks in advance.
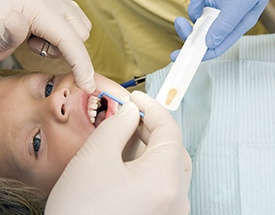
[45,91,192,215]
[171,0,268,61]
[0,0,95,92]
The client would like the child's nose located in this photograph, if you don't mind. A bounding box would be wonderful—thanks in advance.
[47,87,70,123]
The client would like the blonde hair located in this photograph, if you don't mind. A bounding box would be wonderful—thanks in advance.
[0,177,47,215]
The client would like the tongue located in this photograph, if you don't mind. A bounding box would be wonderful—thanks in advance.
[94,111,106,127]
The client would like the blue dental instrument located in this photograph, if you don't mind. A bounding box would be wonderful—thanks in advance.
[120,75,146,88]
[98,92,144,118]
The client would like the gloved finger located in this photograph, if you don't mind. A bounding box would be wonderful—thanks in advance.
[27,36,62,58]
[174,17,193,42]
[130,91,182,150]
[132,91,192,165]
[71,1,92,36]
[203,1,268,60]
[25,1,95,92]
[188,0,205,23]
[133,91,191,164]
[170,17,192,62]
[0,11,28,60]
[170,50,180,62]
[203,14,249,61]
[135,119,150,145]
[130,92,191,183]
[132,91,169,145]
[61,1,91,42]
[80,101,140,163]
[205,1,260,49]
[57,35,95,93]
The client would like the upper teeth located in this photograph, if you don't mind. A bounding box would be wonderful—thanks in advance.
[87,96,101,123]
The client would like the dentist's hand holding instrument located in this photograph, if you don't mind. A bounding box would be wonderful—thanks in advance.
[0,0,96,92]
[171,0,269,61]
[45,91,192,215]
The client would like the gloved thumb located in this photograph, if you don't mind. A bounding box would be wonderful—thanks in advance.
[188,0,205,23]
[0,11,28,60]
[170,17,193,62]
[170,50,180,62]
[80,101,140,163]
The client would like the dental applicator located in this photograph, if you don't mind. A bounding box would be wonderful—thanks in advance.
[155,7,220,111]
[98,92,144,118]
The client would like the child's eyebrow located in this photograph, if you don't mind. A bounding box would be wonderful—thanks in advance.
[22,73,49,99]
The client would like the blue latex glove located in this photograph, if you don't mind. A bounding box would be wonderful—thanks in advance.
[171,0,268,61]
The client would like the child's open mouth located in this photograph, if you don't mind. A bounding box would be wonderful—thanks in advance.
[87,95,117,127]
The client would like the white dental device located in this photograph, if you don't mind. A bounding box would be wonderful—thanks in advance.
[155,7,220,111]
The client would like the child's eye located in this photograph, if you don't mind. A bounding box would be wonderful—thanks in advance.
[33,132,41,157]
[45,80,54,97]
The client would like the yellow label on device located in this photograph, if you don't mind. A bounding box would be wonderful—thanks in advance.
[165,88,177,105]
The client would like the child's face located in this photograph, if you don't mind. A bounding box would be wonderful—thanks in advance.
[0,72,129,193]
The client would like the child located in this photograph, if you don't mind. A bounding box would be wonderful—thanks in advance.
[0,70,144,192]
[0,69,146,214]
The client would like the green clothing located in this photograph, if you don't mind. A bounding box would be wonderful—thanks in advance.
[76,0,189,83]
